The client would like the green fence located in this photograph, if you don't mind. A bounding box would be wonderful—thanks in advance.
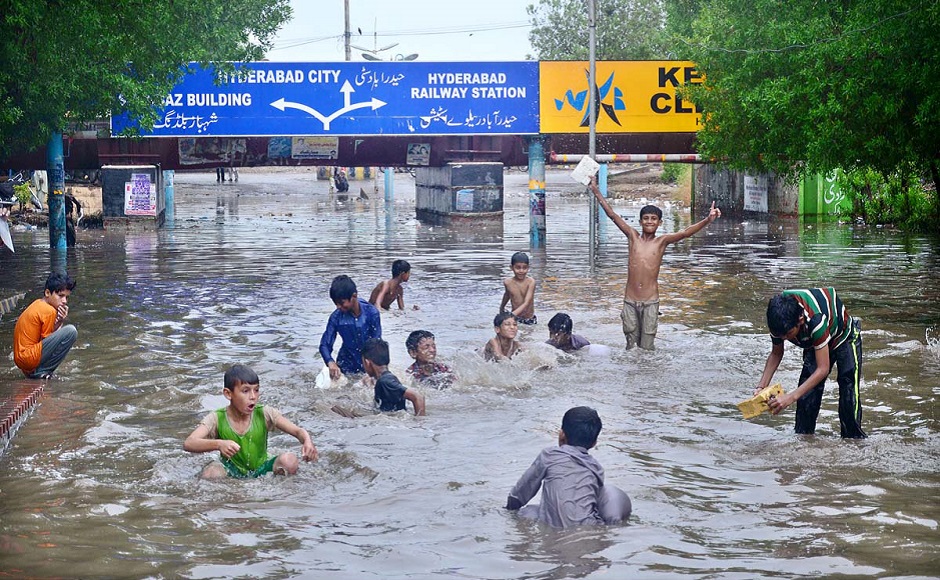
[800,171,850,216]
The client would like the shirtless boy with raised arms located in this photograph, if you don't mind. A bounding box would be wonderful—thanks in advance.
[589,176,720,349]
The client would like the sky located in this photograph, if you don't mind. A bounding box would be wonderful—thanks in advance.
[265,0,535,63]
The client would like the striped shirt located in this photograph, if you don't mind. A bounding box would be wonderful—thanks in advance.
[772,288,851,350]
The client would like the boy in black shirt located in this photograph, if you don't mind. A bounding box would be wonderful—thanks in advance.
[362,338,426,416]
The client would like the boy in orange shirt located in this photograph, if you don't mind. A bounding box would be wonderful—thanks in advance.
[13,272,78,379]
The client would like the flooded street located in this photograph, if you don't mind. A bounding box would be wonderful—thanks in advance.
[1,168,938,579]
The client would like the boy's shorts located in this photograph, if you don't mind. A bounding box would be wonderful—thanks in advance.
[222,455,278,478]
[621,299,659,349]
[516,315,538,325]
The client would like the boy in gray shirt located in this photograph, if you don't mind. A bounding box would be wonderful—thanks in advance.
[506,407,632,528]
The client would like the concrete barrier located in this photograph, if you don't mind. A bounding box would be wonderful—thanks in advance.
[415,162,503,225]
[101,165,165,229]
[0,381,44,454]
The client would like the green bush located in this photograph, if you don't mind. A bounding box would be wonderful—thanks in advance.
[661,163,685,184]
[13,183,32,208]
[837,165,938,231]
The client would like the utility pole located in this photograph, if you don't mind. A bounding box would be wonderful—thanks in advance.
[344,0,351,61]
[587,0,597,264]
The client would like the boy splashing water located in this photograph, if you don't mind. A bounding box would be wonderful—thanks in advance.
[184,364,317,478]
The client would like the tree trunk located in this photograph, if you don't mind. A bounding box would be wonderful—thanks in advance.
[931,161,940,235]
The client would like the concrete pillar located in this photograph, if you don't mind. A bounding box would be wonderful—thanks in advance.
[598,163,608,238]
[163,169,175,224]
[527,136,546,248]
[46,132,66,251]
[415,163,503,225]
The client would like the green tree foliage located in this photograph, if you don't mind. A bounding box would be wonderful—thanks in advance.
[527,0,671,60]
[0,0,291,162]
[680,0,940,227]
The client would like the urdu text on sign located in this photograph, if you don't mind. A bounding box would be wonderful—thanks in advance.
[112,62,539,137]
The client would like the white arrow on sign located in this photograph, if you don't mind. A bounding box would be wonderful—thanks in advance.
[271,81,387,131]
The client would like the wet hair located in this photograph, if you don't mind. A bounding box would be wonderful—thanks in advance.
[562,406,602,448]
[45,272,76,293]
[362,337,390,366]
[547,313,573,335]
[224,364,259,390]
[392,259,411,278]
[510,251,529,265]
[639,205,663,219]
[406,330,434,353]
[494,311,516,328]
[767,294,803,337]
[329,275,357,303]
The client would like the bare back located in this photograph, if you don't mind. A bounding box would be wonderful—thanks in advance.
[369,279,404,310]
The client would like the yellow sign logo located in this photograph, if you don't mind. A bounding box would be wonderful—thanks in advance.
[539,61,702,133]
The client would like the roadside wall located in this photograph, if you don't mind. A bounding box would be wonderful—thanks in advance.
[693,165,799,218]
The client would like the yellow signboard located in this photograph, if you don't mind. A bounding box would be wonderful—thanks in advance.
[540,61,702,133]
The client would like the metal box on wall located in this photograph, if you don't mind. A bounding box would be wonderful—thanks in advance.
[101,165,165,229]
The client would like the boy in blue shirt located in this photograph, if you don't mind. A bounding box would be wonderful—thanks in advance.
[319,275,382,380]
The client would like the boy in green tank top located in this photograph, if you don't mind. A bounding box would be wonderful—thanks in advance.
[184,364,318,478]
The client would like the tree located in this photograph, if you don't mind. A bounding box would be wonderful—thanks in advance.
[0,0,292,162]
[527,0,671,60]
[680,0,940,210]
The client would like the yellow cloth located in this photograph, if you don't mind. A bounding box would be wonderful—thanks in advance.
[737,384,785,419]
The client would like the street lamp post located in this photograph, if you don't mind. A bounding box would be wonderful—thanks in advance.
[588,0,597,265]
[344,0,351,61]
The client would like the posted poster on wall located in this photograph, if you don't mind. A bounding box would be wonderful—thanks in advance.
[744,175,768,213]
[125,173,157,216]
[292,136,339,159]
[455,188,475,211]
[407,143,430,165]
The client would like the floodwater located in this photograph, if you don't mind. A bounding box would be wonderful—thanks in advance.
[0,168,938,579]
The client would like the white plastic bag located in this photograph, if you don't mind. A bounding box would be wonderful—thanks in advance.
[314,365,343,389]
[570,156,600,185]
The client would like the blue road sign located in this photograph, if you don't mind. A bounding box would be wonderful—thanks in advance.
[112,62,539,137]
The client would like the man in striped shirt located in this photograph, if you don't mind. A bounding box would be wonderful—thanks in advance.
[755,288,866,438]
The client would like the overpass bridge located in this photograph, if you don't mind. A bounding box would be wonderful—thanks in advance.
[8,132,697,172]
[4,60,711,250]
[6,60,701,171]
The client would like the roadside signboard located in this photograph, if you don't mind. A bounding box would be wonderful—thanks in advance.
[540,61,702,133]
[112,61,539,137]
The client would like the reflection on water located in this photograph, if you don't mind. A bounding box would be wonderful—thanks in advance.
[0,169,938,578]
